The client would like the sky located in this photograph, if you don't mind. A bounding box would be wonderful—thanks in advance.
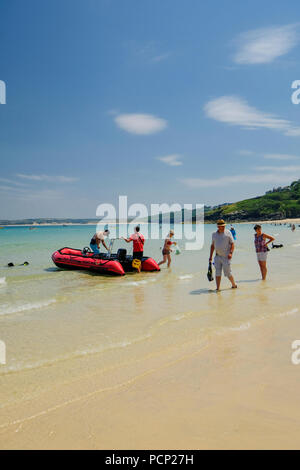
[1,0,300,219]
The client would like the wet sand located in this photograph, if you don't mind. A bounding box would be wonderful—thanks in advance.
[1,312,300,450]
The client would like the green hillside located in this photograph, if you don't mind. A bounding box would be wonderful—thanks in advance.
[205,179,300,222]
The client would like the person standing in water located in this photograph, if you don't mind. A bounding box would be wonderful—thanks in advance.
[209,219,237,291]
[230,225,236,240]
[158,230,176,268]
[254,224,274,280]
[90,229,110,254]
[122,226,145,273]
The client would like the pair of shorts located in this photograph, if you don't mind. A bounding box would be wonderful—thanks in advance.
[214,254,232,278]
[90,243,100,254]
[162,249,171,256]
[133,251,143,260]
[256,251,267,262]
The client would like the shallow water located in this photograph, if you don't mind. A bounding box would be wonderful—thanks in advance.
[0,222,299,407]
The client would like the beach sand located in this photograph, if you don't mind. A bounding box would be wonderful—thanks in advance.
[1,312,300,450]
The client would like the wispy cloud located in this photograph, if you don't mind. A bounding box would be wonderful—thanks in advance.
[255,165,300,172]
[204,95,300,137]
[16,174,79,183]
[238,151,300,160]
[150,53,171,63]
[157,154,183,166]
[182,172,296,188]
[125,40,170,64]
[0,177,29,187]
[233,24,299,64]
[114,113,167,135]
[263,153,300,160]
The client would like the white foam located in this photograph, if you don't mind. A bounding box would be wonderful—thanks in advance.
[178,274,193,280]
[279,308,299,318]
[0,277,6,287]
[292,243,300,247]
[124,279,156,287]
[229,322,251,331]
[0,299,56,316]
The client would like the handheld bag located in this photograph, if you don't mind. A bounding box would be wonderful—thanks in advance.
[207,261,214,282]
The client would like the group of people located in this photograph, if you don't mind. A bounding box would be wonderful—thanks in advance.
[89,226,177,272]
[89,219,275,288]
[209,219,274,291]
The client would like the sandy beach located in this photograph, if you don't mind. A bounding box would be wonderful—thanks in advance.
[1,312,300,450]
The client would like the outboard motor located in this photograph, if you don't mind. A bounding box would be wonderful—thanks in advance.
[117,248,127,261]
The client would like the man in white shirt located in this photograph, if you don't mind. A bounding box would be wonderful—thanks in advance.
[209,219,237,291]
[90,229,110,254]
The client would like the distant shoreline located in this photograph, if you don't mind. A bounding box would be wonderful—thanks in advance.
[0,218,300,227]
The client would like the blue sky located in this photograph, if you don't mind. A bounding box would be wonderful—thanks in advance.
[1,0,300,219]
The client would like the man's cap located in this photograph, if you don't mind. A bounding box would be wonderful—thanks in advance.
[217,219,226,226]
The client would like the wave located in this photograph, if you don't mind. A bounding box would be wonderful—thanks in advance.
[0,277,6,287]
[1,332,152,375]
[0,299,56,316]
[178,274,193,280]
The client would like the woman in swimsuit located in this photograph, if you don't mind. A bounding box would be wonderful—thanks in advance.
[158,230,176,268]
[254,224,274,280]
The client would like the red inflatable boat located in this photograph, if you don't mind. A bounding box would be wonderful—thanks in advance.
[52,247,160,276]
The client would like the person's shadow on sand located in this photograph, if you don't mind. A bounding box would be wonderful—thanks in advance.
[190,288,215,295]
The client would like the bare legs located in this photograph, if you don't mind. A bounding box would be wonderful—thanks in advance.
[258,260,267,280]
[215,275,237,291]
[158,254,171,267]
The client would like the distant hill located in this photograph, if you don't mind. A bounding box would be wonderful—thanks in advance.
[2,180,300,225]
[204,179,300,222]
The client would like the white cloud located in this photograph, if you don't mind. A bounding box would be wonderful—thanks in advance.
[233,24,299,64]
[157,154,183,166]
[16,174,79,183]
[114,113,167,135]
[263,153,300,160]
[204,96,300,137]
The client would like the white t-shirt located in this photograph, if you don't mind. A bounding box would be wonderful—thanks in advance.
[212,229,234,257]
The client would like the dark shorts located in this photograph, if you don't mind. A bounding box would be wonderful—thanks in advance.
[162,249,171,256]
[90,243,100,254]
[133,252,143,260]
